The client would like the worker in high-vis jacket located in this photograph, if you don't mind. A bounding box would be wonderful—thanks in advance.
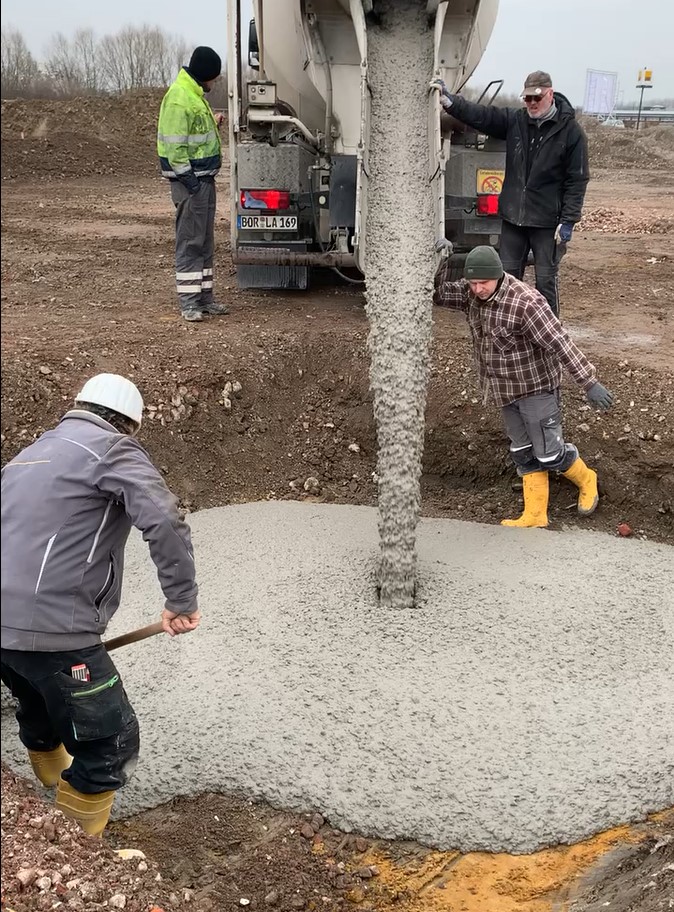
[157,46,228,322]
[0,374,200,836]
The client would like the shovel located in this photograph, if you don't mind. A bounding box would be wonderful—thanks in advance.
[104,621,164,652]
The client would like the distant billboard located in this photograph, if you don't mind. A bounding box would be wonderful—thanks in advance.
[583,69,618,115]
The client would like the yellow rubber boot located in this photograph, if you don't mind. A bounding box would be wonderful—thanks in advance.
[501,471,549,528]
[55,779,115,837]
[562,457,599,516]
[28,744,73,787]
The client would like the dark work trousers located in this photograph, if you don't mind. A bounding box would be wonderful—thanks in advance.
[1,644,139,794]
[499,220,560,317]
[501,390,577,475]
[170,176,217,314]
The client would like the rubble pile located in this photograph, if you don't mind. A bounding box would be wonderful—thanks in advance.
[583,120,674,171]
[578,206,673,235]
[0,767,179,912]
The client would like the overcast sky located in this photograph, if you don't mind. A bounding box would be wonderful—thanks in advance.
[4,0,673,105]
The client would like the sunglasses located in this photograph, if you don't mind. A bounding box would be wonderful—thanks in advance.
[523,93,547,103]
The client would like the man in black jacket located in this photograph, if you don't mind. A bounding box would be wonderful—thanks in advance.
[432,71,589,317]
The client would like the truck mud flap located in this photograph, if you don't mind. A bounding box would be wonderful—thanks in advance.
[236,262,308,291]
[234,246,358,289]
[235,242,307,290]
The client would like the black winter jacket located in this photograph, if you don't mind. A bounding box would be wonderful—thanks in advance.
[449,92,589,228]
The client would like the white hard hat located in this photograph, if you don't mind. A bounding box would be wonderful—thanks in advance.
[76,373,144,425]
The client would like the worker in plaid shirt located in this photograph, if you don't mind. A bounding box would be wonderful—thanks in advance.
[433,246,614,527]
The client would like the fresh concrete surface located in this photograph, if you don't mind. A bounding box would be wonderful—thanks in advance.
[2,502,673,853]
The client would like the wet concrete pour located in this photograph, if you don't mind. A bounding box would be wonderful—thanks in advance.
[2,502,672,853]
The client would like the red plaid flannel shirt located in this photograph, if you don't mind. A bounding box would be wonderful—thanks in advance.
[433,269,597,407]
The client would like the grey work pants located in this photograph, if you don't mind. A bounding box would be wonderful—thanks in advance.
[501,390,577,475]
[499,220,561,317]
[170,177,216,313]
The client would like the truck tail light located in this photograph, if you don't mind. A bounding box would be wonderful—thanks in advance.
[240,189,291,211]
[476,193,499,216]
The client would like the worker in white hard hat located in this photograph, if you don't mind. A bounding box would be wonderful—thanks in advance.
[0,373,200,837]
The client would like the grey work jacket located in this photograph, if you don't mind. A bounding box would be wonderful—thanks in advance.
[1,410,198,651]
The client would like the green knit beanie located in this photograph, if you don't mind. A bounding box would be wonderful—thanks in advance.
[464,246,504,280]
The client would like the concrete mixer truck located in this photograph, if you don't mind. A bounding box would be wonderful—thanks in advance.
[226,0,506,289]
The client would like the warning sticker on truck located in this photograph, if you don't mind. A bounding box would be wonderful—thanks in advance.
[476,169,505,194]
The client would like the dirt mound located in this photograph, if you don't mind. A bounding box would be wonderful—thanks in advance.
[2,91,167,181]
[643,123,674,151]
[0,764,188,911]
[583,119,673,171]
[0,762,393,912]
[578,206,673,235]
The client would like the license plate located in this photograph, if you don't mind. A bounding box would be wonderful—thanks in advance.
[237,214,298,230]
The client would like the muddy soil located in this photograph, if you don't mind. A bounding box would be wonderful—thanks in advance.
[1,169,673,540]
[3,764,672,912]
[1,99,673,911]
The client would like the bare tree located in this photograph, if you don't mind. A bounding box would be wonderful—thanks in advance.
[158,35,190,86]
[74,29,100,93]
[1,25,225,98]
[99,25,187,91]
[1,27,40,97]
[44,32,81,94]
[98,32,127,93]
[43,29,101,96]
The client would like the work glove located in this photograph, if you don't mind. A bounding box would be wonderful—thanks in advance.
[586,381,614,411]
[429,78,454,111]
[435,237,453,257]
[554,222,574,243]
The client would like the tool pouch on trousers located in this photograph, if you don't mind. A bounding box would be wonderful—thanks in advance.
[56,672,130,741]
[541,413,563,458]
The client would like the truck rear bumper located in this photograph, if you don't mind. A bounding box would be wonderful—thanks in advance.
[232,247,357,269]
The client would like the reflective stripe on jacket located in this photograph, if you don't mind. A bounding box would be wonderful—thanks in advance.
[1,411,198,652]
[157,67,221,188]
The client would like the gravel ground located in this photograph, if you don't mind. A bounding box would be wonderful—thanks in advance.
[3,502,671,854]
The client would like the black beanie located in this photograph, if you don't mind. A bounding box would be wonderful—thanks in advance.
[189,46,222,82]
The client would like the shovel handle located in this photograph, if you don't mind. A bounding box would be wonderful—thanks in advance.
[104,621,164,652]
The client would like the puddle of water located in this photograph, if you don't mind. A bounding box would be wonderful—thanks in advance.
[565,323,659,347]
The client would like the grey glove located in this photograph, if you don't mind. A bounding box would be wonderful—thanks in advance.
[435,237,453,256]
[586,382,614,410]
[429,78,454,111]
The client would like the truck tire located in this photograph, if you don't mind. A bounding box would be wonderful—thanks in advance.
[445,253,467,281]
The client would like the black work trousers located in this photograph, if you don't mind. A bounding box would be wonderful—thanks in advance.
[499,220,560,317]
[1,644,139,794]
